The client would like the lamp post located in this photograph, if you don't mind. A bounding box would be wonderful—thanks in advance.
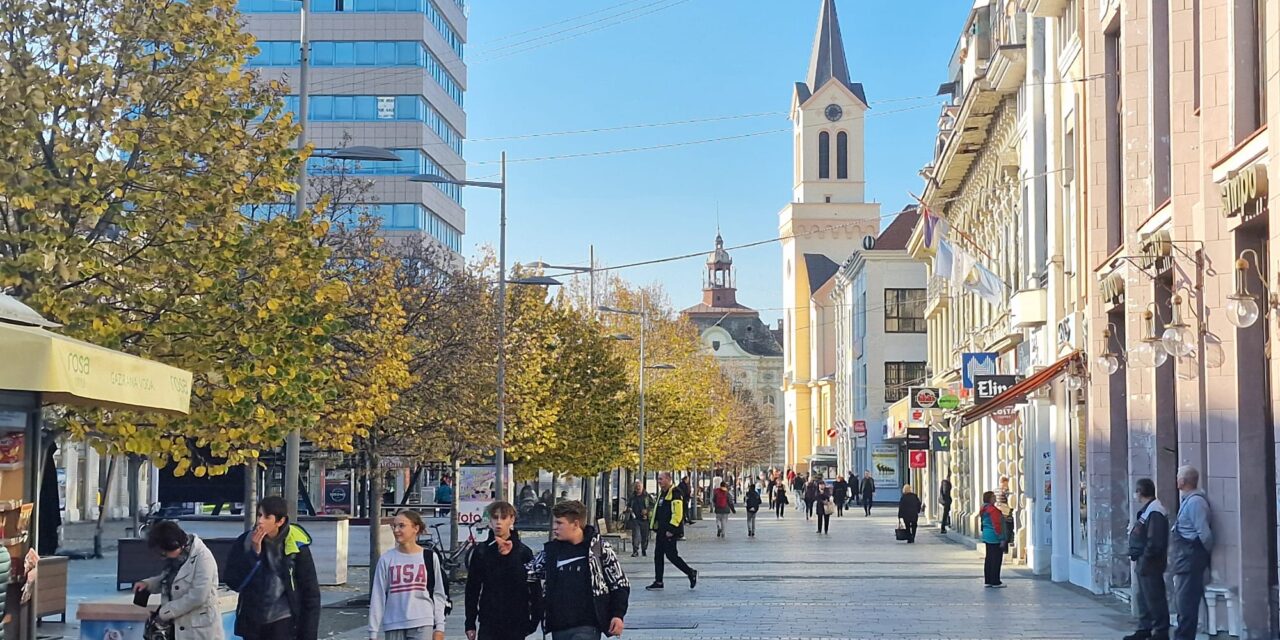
[599,306,676,483]
[411,156,524,501]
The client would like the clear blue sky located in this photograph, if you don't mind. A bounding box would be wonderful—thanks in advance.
[459,0,972,324]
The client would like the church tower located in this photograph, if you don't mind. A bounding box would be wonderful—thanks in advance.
[780,0,881,472]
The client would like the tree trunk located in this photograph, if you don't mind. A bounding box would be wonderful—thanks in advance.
[369,438,383,571]
[92,455,117,559]
[244,460,258,532]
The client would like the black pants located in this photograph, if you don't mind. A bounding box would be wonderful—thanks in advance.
[863,498,873,516]
[244,619,295,640]
[901,517,918,542]
[775,501,785,518]
[1135,568,1170,634]
[940,503,951,531]
[835,500,845,516]
[654,531,694,583]
[984,543,1004,585]
[480,628,534,640]
[804,499,814,518]
[816,509,830,533]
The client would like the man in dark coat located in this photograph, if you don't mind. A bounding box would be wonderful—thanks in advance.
[527,501,629,639]
[225,496,321,640]
[859,472,876,516]
[1125,478,1169,640]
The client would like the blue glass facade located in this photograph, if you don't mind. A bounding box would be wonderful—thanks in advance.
[250,41,462,106]
[237,0,463,60]
[240,202,461,252]
[280,95,462,155]
[307,148,461,203]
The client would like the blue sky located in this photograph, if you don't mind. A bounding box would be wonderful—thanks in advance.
[459,0,972,324]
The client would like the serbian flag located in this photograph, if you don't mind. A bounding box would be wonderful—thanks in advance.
[922,207,947,251]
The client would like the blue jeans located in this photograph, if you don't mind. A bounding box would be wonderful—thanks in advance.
[552,626,600,640]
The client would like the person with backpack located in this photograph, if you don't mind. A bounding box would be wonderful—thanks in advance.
[466,501,541,640]
[368,510,448,640]
[225,496,321,640]
[744,484,762,537]
[712,482,735,538]
[527,501,629,639]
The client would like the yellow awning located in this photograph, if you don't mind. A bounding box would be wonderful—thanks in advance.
[0,322,192,414]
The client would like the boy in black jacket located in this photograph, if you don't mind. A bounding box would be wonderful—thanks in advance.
[465,501,542,640]
[1125,478,1170,640]
[224,496,321,640]
[527,501,629,640]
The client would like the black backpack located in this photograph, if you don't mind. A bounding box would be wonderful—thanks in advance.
[423,547,453,616]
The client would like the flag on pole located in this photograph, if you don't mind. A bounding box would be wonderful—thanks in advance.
[934,238,955,280]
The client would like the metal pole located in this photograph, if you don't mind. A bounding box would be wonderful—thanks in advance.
[284,0,311,522]
[495,151,507,502]
[638,314,646,481]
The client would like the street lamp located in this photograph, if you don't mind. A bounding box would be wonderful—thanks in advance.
[599,306,676,482]
[409,156,519,501]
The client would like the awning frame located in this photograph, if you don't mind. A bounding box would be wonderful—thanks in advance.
[960,351,1082,425]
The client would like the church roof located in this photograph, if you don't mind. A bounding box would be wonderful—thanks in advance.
[804,253,841,295]
[803,0,868,106]
[873,206,920,251]
[707,233,732,266]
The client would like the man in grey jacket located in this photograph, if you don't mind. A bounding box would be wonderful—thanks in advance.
[1169,466,1213,640]
[1125,478,1169,640]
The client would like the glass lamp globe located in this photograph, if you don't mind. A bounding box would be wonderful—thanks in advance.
[1162,325,1196,358]
[1128,342,1153,368]
[1066,374,1084,391]
[1225,295,1261,328]
[1094,353,1121,375]
[1146,340,1170,367]
[1204,332,1226,368]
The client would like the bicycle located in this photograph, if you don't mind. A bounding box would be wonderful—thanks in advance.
[424,520,487,584]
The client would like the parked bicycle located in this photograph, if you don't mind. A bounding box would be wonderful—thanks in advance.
[424,520,487,584]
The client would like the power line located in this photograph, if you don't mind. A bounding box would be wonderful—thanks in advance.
[472,0,656,47]
[469,0,694,63]
[469,111,786,142]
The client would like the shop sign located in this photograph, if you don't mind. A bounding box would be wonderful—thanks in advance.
[910,387,940,409]
[906,427,930,450]
[937,393,960,410]
[852,420,867,435]
[909,450,928,469]
[910,407,925,424]
[974,374,1021,405]
[1221,163,1268,219]
[323,470,351,515]
[961,352,998,389]
[871,445,900,488]
[991,405,1019,426]
[931,431,951,452]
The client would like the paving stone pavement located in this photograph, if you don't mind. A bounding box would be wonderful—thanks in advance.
[340,508,1135,640]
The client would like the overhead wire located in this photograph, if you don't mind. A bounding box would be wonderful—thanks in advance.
[471,0,656,47]
[468,0,694,63]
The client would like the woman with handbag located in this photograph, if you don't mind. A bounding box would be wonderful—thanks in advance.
[626,481,653,557]
[815,483,833,535]
[897,485,922,543]
[133,521,224,640]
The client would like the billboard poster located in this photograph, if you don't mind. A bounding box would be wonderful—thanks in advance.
[871,445,899,489]
[456,465,498,526]
[323,469,352,515]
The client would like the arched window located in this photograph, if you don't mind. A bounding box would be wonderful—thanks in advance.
[818,131,830,179]
[837,131,849,179]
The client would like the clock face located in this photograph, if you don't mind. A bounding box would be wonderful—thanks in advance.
[825,104,843,122]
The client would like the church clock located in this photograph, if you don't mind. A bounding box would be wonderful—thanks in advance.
[824,103,843,122]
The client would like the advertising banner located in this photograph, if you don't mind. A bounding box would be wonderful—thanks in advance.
[871,445,899,489]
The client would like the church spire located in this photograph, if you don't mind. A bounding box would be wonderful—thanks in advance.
[806,0,851,93]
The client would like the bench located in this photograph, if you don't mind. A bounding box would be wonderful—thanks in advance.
[596,518,629,553]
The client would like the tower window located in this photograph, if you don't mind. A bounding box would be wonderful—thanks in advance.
[818,131,831,179]
[837,131,848,179]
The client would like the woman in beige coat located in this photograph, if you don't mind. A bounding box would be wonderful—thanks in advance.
[135,521,225,640]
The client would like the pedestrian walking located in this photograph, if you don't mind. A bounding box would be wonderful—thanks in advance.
[850,471,861,509]
[436,476,454,517]
[744,484,762,537]
[678,476,694,525]
[897,485,921,543]
[791,473,805,506]
[832,476,849,517]
[939,477,953,534]
[1124,479,1169,640]
[625,482,653,558]
[225,496,321,640]
[133,521,225,640]
[766,476,777,510]
[646,472,698,591]
[803,477,819,520]
[369,511,448,640]
[859,472,876,517]
[713,482,735,537]
[815,482,832,534]
[773,482,789,518]
[528,501,630,640]
[980,491,1006,588]
[465,502,541,640]
[1170,466,1213,640]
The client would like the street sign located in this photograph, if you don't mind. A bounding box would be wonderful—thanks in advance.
[931,431,951,452]
[826,427,838,439]
[938,393,960,410]
[962,352,999,389]
[910,407,925,424]
[974,374,1021,404]
[852,420,867,435]
[910,387,940,409]
[906,427,929,450]
[992,405,1020,426]
[909,450,928,469]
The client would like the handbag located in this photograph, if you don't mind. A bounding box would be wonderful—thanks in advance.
[823,501,835,516]
[894,522,910,541]
[144,612,174,640]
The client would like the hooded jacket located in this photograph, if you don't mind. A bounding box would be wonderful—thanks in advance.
[1128,498,1169,576]
[527,526,629,636]
[225,523,321,640]
[465,529,542,636]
